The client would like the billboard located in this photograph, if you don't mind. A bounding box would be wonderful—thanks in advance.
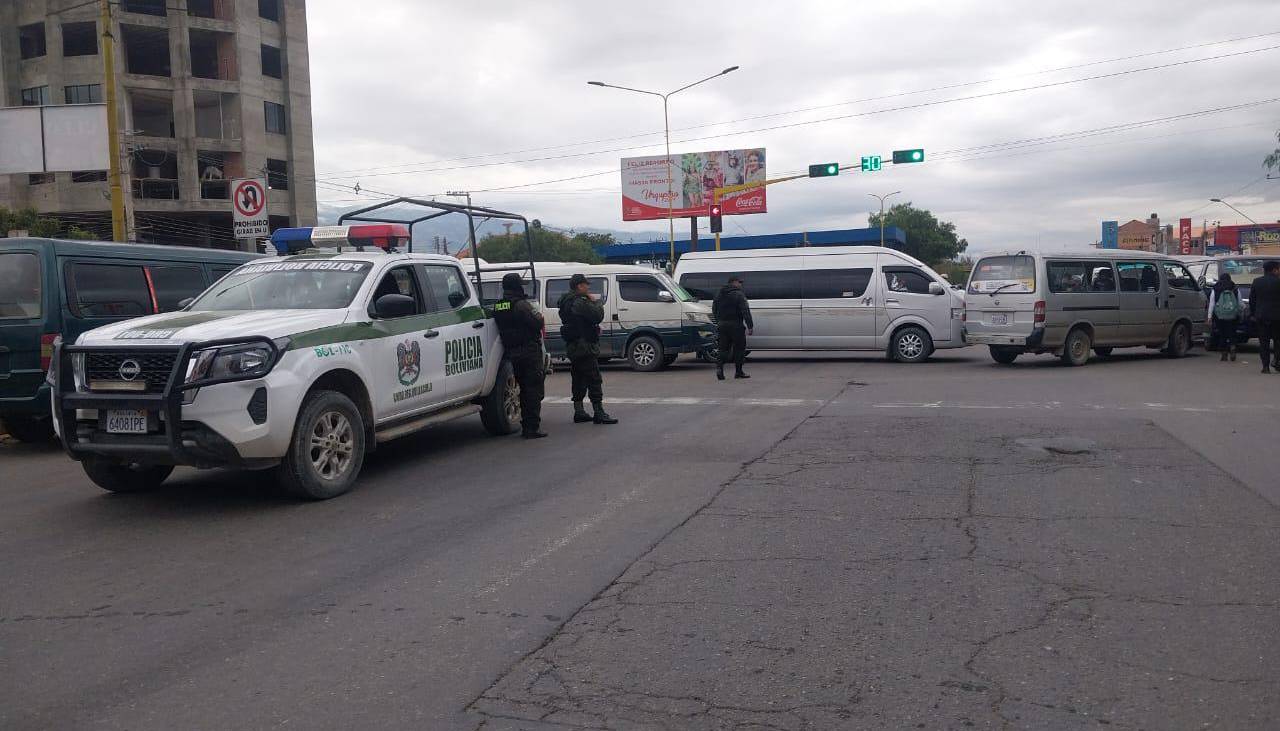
[1179,218,1192,255]
[0,104,108,173]
[621,148,766,221]
[1101,220,1118,249]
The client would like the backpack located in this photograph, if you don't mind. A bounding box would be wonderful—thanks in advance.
[1214,290,1240,320]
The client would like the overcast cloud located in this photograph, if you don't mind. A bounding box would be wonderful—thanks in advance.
[305,0,1280,254]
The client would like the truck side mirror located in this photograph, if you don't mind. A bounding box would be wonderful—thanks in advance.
[928,282,945,295]
[373,293,416,319]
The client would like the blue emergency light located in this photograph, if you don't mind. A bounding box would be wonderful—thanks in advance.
[270,224,412,254]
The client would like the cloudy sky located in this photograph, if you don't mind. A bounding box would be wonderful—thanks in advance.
[305,0,1280,254]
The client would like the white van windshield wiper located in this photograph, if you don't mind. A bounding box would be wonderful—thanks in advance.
[988,282,1025,297]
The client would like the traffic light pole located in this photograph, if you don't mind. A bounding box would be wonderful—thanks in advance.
[711,172,812,251]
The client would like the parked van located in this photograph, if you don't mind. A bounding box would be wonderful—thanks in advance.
[1194,254,1280,344]
[674,246,967,362]
[478,263,717,371]
[965,250,1207,366]
[0,238,259,441]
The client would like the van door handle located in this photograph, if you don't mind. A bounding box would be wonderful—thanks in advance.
[471,321,485,329]
[885,298,901,305]
[617,307,629,312]
[423,330,440,339]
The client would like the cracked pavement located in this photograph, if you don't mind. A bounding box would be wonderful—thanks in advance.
[473,405,1280,729]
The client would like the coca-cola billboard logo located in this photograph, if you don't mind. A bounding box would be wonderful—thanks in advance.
[735,193,765,208]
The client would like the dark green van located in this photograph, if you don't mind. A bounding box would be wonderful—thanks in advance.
[0,238,259,441]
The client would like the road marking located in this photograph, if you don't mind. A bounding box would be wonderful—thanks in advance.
[477,484,648,597]
[543,396,822,407]
[871,401,1280,413]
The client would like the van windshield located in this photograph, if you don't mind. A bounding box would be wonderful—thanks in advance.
[188,260,373,311]
[1220,258,1280,279]
[969,255,1036,295]
[0,252,42,319]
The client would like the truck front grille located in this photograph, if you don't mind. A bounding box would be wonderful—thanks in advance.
[84,350,180,393]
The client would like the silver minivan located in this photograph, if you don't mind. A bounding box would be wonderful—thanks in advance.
[965,250,1207,366]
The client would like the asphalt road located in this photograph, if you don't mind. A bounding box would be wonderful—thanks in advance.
[2,344,1278,729]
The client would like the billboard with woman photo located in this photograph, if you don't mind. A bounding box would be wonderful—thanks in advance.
[620,148,767,221]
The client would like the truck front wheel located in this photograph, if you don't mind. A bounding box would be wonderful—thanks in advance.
[82,457,173,494]
[277,390,366,500]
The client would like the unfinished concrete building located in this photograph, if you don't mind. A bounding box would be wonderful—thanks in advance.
[0,0,317,249]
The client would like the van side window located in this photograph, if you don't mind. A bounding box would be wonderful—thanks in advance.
[1048,261,1114,293]
[678,274,717,300]
[883,267,932,295]
[618,276,665,302]
[545,277,608,307]
[803,268,871,298]
[66,262,154,318]
[740,271,801,299]
[1161,261,1197,291]
[148,265,207,311]
[1117,262,1160,293]
[0,252,42,319]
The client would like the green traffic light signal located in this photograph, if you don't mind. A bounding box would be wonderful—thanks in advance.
[808,163,839,178]
[892,148,925,164]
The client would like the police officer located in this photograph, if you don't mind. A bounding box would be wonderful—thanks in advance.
[492,273,547,438]
[557,273,618,424]
[712,274,753,380]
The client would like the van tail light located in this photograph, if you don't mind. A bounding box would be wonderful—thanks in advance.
[40,333,57,371]
[1033,300,1046,327]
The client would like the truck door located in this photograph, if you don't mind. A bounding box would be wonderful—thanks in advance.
[369,264,446,420]
[421,263,491,402]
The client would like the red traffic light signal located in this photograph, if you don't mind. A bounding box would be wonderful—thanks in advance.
[709,203,723,233]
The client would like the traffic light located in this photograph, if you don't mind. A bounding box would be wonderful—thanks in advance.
[708,203,723,234]
[892,148,925,164]
[808,163,839,178]
[861,155,882,172]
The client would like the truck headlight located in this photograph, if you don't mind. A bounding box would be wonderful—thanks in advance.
[187,342,276,384]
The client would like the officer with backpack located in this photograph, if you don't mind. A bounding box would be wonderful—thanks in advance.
[1209,273,1241,362]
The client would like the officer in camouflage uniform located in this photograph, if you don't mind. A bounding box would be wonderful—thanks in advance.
[557,273,618,425]
[492,273,547,438]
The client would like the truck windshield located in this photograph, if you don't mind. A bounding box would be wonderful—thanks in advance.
[189,260,373,311]
[969,255,1036,295]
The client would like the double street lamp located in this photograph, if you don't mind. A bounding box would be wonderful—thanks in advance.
[869,191,901,248]
[588,66,740,268]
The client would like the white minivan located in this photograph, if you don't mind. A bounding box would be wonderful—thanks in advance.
[674,246,966,362]
[478,263,717,371]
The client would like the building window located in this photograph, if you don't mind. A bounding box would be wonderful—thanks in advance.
[122,25,172,77]
[21,86,50,106]
[266,158,289,190]
[65,84,103,104]
[120,0,167,16]
[28,173,55,185]
[264,101,287,134]
[72,171,108,183]
[19,23,47,60]
[258,0,280,21]
[260,44,282,78]
[62,21,98,56]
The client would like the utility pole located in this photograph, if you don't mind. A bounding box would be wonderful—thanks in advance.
[689,217,698,252]
[100,0,126,241]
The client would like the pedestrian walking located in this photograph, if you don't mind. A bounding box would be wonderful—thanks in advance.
[1208,273,1242,362]
[712,275,753,380]
[1250,260,1280,374]
[557,273,618,424]
[492,273,547,439]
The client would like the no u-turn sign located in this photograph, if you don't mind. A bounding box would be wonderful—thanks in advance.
[232,178,270,238]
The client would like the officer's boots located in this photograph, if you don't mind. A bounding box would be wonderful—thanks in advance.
[591,400,618,425]
[573,400,593,423]
[734,366,750,379]
[716,364,725,380]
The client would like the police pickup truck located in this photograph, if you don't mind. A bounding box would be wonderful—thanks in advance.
[52,224,522,499]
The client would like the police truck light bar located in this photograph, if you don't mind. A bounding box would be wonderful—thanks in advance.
[270,224,411,254]
[808,163,839,178]
[892,148,925,164]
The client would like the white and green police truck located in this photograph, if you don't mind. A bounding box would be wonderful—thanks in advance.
[52,222,527,499]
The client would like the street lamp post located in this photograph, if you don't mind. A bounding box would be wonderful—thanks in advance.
[588,66,739,269]
[869,191,901,247]
[1209,198,1259,225]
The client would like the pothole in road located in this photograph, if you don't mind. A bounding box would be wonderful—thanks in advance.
[1015,437,1095,455]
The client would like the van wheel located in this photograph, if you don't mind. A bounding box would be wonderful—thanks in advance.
[627,335,665,372]
[1165,322,1191,358]
[989,346,1019,365]
[277,390,365,500]
[1094,347,1114,357]
[2,414,55,443]
[891,326,932,363]
[82,457,173,493]
[481,361,520,436]
[1061,328,1092,366]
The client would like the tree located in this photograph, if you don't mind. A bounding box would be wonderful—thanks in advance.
[0,207,61,238]
[1265,129,1280,172]
[570,231,617,248]
[476,226,602,264]
[868,202,968,265]
[66,226,97,240]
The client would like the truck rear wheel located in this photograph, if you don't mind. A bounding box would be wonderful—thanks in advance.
[480,361,520,436]
[277,390,365,500]
[82,457,173,494]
